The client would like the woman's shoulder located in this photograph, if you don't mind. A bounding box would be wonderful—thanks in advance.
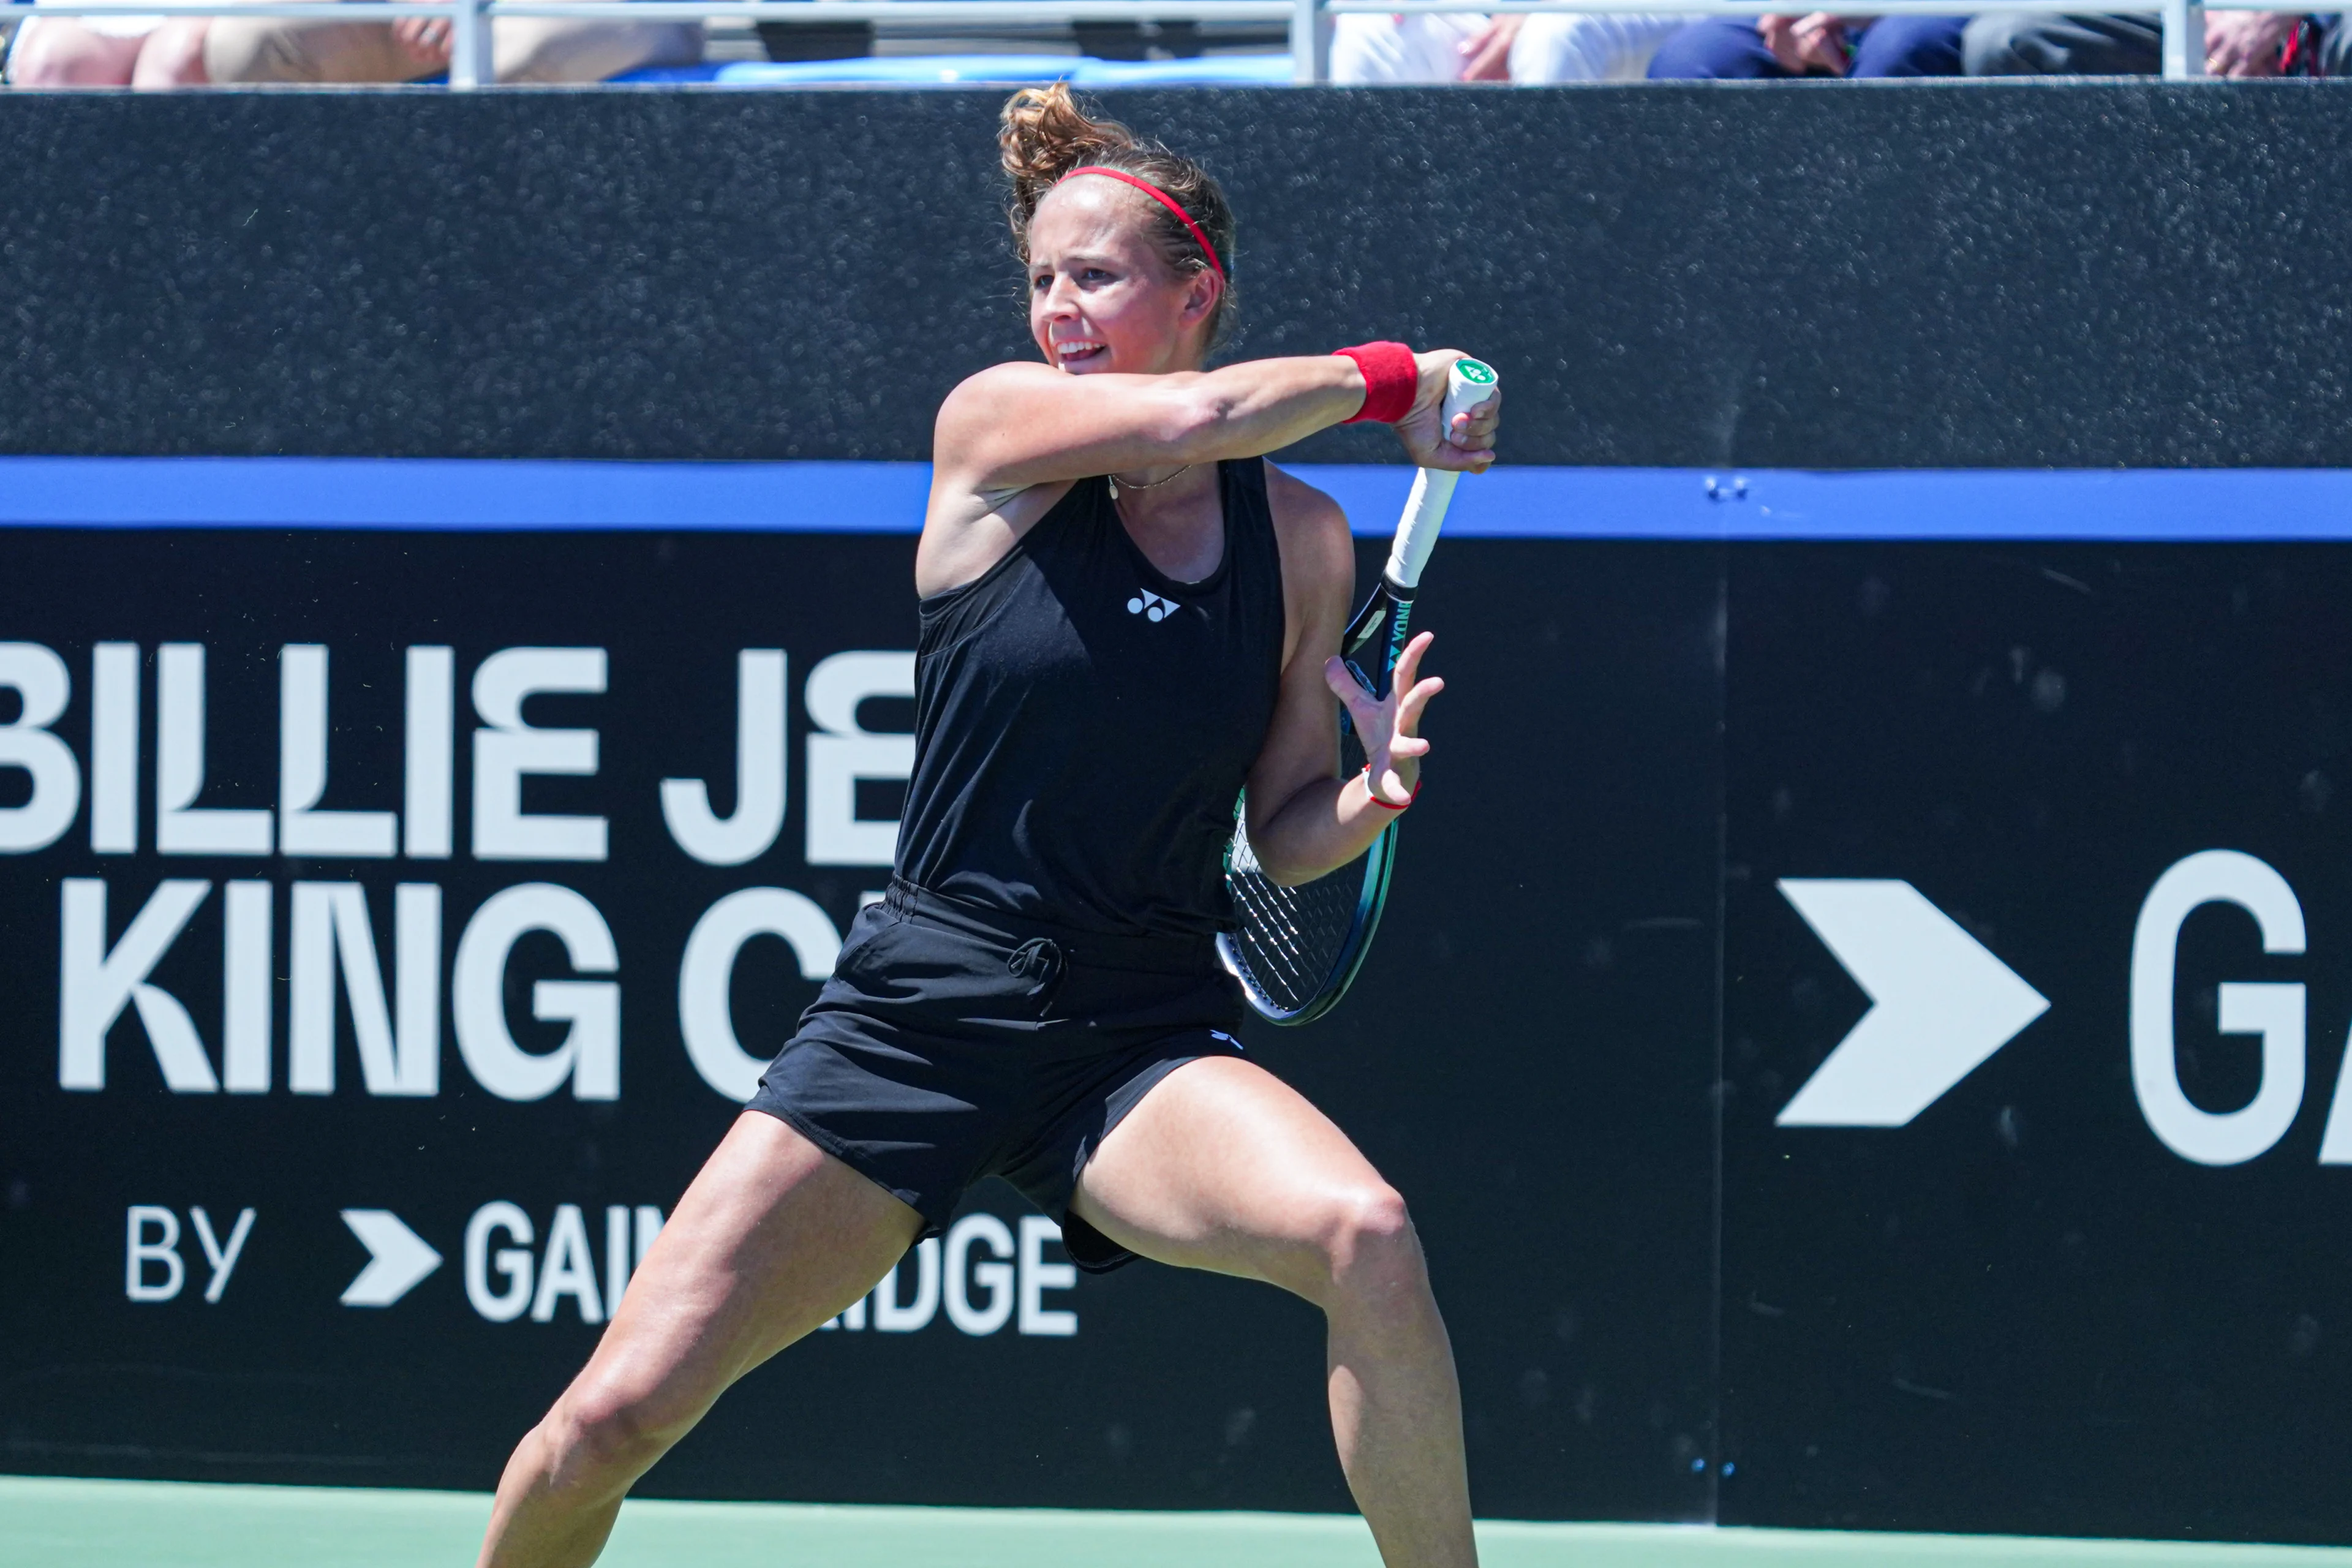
[940,359,1064,410]
[1259,461,1353,573]
[1256,461,1355,639]
[930,362,1069,469]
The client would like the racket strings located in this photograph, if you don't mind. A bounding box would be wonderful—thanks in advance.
[1220,715,1382,1018]
[1216,366,1483,1023]
[1223,811,1367,1016]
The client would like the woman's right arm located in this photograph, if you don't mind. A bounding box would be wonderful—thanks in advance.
[932,355,1364,509]
[920,350,1496,590]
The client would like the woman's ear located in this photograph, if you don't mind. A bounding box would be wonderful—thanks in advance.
[1180,269,1223,328]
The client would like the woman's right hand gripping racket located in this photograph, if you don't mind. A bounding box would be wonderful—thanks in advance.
[1219,356,1499,1025]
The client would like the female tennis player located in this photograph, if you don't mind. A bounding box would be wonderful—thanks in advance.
[477,84,1499,1568]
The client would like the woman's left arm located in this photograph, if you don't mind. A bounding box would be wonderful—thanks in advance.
[1243,470,1446,888]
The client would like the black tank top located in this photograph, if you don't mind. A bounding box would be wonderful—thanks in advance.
[897,459,1287,940]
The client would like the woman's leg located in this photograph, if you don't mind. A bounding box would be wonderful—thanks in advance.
[477,1112,923,1568]
[203,9,428,84]
[8,21,145,85]
[130,21,213,88]
[1071,1057,1475,1568]
[489,11,704,82]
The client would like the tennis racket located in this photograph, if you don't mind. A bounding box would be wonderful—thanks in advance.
[1219,356,1499,1025]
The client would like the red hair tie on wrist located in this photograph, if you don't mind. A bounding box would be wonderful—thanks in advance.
[1363,766,1420,810]
[1333,341,1417,425]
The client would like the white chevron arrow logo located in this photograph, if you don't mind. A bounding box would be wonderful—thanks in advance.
[1776,880,2051,1128]
[339,1210,443,1307]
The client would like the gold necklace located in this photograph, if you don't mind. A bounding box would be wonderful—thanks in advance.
[1107,464,1191,500]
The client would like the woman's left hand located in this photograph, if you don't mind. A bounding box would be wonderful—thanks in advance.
[1323,630,1444,807]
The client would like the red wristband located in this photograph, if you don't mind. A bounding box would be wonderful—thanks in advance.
[1334,341,1417,426]
[1363,766,1420,810]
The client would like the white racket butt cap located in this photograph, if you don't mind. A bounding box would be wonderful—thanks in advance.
[1385,358,1498,591]
[1445,357,1499,428]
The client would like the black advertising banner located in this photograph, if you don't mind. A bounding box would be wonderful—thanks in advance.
[17,461,2352,1541]
[1722,541,2352,1545]
[0,493,1722,1524]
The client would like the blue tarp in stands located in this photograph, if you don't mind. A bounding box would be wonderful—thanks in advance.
[614,53,1292,85]
[616,63,731,81]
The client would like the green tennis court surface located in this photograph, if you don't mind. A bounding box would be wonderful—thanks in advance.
[6,1476,2350,1567]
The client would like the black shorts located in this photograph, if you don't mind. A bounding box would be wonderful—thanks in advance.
[747,879,1248,1273]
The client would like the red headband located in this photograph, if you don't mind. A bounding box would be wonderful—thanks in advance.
[1062,165,1226,286]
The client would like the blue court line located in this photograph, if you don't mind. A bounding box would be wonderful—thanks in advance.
[2,457,2351,540]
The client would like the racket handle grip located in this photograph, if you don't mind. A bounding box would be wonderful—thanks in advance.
[1384,358,1496,592]
[1386,469,1457,592]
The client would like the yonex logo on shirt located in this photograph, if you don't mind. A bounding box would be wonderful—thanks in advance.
[1126,590,1177,623]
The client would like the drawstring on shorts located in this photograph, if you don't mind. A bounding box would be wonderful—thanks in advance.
[1007,936,1066,1003]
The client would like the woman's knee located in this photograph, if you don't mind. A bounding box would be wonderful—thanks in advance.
[11,24,135,85]
[1306,1183,1430,1315]
[543,1371,701,1485]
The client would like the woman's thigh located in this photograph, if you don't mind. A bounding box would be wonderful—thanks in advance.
[131,21,213,87]
[559,1110,923,1435]
[489,13,703,82]
[1069,1055,1403,1301]
[9,21,147,85]
[202,14,423,83]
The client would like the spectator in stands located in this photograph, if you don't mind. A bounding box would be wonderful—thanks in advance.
[1646,12,1968,76]
[5,13,210,85]
[1965,10,2348,74]
[1332,11,1687,82]
[200,2,703,83]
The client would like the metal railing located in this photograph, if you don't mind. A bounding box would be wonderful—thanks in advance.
[1,0,2299,86]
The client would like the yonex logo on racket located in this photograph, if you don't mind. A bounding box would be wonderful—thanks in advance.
[1126,590,1177,623]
